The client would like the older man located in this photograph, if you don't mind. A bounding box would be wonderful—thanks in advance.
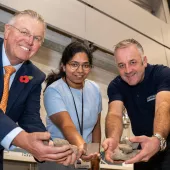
[102,39,170,170]
[0,10,76,170]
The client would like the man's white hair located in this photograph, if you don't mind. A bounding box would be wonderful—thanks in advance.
[114,39,144,61]
[8,9,46,27]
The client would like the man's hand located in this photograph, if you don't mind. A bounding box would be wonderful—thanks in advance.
[46,140,77,165]
[102,137,119,163]
[12,131,74,164]
[61,149,77,166]
[125,135,160,164]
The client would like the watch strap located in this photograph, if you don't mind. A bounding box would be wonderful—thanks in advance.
[153,133,166,151]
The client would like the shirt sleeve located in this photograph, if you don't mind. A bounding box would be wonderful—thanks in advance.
[98,88,102,114]
[44,87,67,116]
[155,66,170,93]
[107,79,124,103]
[1,127,23,150]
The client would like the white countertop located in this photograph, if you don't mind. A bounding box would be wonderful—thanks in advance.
[4,149,36,163]
[100,163,133,170]
[100,159,133,170]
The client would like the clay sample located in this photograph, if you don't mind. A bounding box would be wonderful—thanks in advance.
[112,138,139,161]
[53,138,69,147]
[53,138,78,153]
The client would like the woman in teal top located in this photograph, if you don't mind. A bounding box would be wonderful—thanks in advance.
[39,41,102,170]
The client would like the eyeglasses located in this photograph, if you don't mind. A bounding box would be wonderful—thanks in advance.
[9,25,43,44]
[68,62,92,71]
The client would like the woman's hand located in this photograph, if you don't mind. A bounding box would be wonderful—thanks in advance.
[77,143,100,162]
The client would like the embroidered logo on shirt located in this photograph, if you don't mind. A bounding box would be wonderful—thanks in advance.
[147,95,156,102]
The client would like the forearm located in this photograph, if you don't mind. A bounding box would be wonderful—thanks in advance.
[105,113,123,142]
[92,114,101,143]
[62,126,85,147]
[92,125,101,144]
[154,101,170,138]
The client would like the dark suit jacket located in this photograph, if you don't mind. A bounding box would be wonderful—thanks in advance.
[0,38,46,169]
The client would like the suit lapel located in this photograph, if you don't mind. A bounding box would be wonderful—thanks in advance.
[6,62,28,113]
[0,39,4,101]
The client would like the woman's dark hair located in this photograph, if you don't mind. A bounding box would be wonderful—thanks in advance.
[45,41,93,90]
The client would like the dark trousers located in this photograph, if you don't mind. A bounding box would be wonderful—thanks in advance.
[134,138,170,170]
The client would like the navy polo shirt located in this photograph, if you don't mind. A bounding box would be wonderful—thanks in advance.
[108,64,170,137]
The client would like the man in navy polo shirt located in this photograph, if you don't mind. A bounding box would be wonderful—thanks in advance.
[102,39,170,170]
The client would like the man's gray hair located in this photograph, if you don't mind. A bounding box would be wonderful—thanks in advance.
[114,39,144,60]
[8,9,46,28]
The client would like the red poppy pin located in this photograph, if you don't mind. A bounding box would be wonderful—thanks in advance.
[19,76,33,83]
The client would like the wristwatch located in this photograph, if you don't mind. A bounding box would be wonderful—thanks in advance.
[153,133,167,151]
